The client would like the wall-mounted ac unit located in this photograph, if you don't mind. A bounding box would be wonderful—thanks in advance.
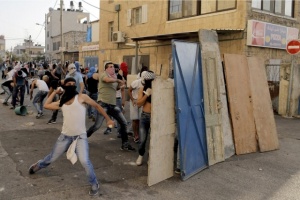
[112,31,125,43]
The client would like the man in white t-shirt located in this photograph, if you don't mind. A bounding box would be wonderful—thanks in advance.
[128,71,147,143]
[30,75,50,118]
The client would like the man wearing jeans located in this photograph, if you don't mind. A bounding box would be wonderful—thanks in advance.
[30,75,49,118]
[86,62,135,151]
[28,77,114,196]
[136,71,156,166]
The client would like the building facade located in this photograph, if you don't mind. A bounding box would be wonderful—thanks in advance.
[98,0,299,78]
[79,20,100,68]
[0,35,5,61]
[13,38,44,61]
[45,1,90,63]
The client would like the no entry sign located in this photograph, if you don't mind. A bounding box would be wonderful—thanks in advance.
[286,40,300,55]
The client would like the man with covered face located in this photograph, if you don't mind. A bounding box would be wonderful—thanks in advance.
[28,77,114,196]
[135,71,156,166]
[87,62,136,151]
[65,63,84,93]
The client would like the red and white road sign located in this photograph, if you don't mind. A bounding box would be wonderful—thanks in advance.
[286,40,300,55]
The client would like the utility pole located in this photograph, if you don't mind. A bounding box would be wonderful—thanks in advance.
[60,0,64,64]
[29,35,31,61]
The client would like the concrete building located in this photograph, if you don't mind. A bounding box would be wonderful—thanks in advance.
[0,35,5,61]
[98,0,300,114]
[13,38,44,61]
[45,1,90,63]
[79,20,100,68]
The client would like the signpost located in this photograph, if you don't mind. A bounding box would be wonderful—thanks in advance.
[286,40,300,117]
[286,40,300,55]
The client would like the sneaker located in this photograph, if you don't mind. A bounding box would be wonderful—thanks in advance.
[36,113,41,119]
[136,155,143,166]
[2,102,8,106]
[174,168,181,174]
[47,119,56,124]
[103,128,112,135]
[0,91,4,95]
[120,143,136,151]
[40,112,44,116]
[117,133,121,138]
[29,161,41,174]
[10,106,15,110]
[89,183,99,196]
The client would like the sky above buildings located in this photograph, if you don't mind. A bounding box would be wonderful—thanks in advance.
[0,0,99,51]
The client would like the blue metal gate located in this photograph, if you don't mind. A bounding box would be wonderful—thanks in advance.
[172,40,208,180]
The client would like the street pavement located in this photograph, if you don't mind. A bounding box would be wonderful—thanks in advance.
[0,79,300,200]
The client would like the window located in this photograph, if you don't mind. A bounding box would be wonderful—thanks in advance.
[47,44,49,51]
[47,31,49,38]
[108,21,114,42]
[251,0,294,17]
[133,7,142,24]
[169,0,236,20]
[53,42,56,51]
[127,5,148,26]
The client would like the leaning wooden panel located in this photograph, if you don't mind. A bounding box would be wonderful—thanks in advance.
[247,57,279,151]
[201,51,225,165]
[223,54,257,155]
[199,29,235,160]
[148,78,176,186]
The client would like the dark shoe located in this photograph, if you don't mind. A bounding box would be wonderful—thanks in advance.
[120,142,136,151]
[0,91,4,95]
[36,113,41,119]
[103,128,112,135]
[47,119,56,124]
[2,102,8,106]
[40,112,44,116]
[29,162,41,174]
[10,106,15,110]
[174,168,181,174]
[117,133,121,138]
[89,183,99,196]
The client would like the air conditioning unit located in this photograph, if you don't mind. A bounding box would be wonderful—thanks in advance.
[112,31,125,43]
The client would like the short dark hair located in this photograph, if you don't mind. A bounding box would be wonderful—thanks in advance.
[104,61,113,69]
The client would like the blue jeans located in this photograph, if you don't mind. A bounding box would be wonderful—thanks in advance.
[138,112,151,156]
[1,84,12,103]
[33,91,48,114]
[12,85,25,107]
[87,93,98,118]
[36,133,98,186]
[87,102,128,144]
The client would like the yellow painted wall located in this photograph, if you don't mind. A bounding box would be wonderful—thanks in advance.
[98,0,246,77]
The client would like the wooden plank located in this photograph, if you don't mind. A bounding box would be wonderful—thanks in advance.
[223,54,257,155]
[126,74,137,88]
[248,57,279,152]
[147,78,175,186]
[201,51,225,165]
[199,30,235,160]
[278,80,288,115]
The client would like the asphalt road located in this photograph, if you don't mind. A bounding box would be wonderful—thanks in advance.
[0,80,300,200]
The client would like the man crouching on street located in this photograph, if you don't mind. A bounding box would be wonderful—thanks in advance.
[28,77,114,196]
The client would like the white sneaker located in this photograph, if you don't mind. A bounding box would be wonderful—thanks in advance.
[136,155,143,166]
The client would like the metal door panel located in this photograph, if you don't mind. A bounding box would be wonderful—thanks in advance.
[172,40,208,180]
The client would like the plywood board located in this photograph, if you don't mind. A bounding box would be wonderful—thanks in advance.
[199,29,235,160]
[126,74,138,88]
[201,51,225,165]
[248,57,279,152]
[147,78,175,186]
[223,54,257,155]
[278,80,288,115]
